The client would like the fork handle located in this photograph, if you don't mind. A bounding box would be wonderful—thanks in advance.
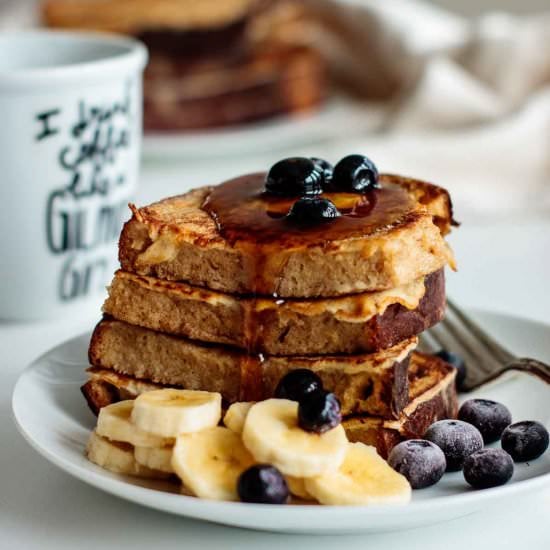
[506,358,550,385]
[469,358,550,390]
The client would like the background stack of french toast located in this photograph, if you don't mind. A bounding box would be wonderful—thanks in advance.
[83,156,459,457]
[43,0,326,130]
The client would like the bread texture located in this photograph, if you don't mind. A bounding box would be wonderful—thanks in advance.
[103,269,444,355]
[88,318,417,418]
[344,354,458,457]
[119,174,455,298]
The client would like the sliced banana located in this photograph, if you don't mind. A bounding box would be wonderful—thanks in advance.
[223,402,255,434]
[286,476,316,501]
[171,426,255,501]
[86,431,169,479]
[305,443,412,505]
[97,400,173,448]
[135,445,175,474]
[131,389,222,438]
[242,399,347,477]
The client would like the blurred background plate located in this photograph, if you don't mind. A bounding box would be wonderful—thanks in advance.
[142,98,381,159]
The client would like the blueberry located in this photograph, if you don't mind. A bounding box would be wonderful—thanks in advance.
[329,154,379,193]
[463,449,514,489]
[435,350,467,391]
[265,157,323,196]
[388,439,446,489]
[298,391,342,434]
[501,421,549,462]
[424,419,483,471]
[286,197,340,223]
[274,369,323,402]
[458,399,512,444]
[310,157,333,186]
[237,464,289,504]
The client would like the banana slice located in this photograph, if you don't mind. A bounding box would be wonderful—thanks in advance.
[97,400,173,448]
[286,476,316,501]
[242,399,347,477]
[171,426,255,501]
[223,402,254,434]
[305,443,412,505]
[135,445,175,473]
[86,431,169,479]
[132,389,222,438]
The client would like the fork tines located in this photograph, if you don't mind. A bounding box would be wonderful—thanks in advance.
[422,299,515,387]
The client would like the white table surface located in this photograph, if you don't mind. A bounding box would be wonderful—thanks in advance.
[2,161,550,549]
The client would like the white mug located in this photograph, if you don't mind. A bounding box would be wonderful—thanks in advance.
[0,31,147,320]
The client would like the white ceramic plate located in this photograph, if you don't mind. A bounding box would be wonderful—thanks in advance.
[142,98,381,160]
[12,310,550,534]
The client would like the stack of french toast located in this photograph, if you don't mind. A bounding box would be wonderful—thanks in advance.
[83,155,459,458]
[43,0,326,130]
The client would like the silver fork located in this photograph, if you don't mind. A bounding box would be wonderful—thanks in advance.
[419,298,550,391]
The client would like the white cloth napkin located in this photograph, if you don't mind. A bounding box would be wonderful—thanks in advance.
[302,0,550,222]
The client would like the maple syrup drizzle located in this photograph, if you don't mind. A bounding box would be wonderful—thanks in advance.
[202,172,416,247]
[239,353,264,402]
[202,172,418,382]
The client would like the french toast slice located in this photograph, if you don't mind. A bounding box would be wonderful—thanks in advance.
[144,45,326,131]
[87,318,417,418]
[104,269,445,355]
[119,174,455,298]
[42,0,260,34]
[82,351,457,458]
[344,354,458,457]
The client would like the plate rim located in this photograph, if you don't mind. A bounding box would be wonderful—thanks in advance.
[11,308,550,525]
[141,97,376,159]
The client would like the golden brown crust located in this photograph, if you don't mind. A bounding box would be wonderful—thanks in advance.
[80,379,119,416]
[382,174,458,235]
[343,354,458,457]
[88,318,417,417]
[43,0,261,33]
[119,175,455,298]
